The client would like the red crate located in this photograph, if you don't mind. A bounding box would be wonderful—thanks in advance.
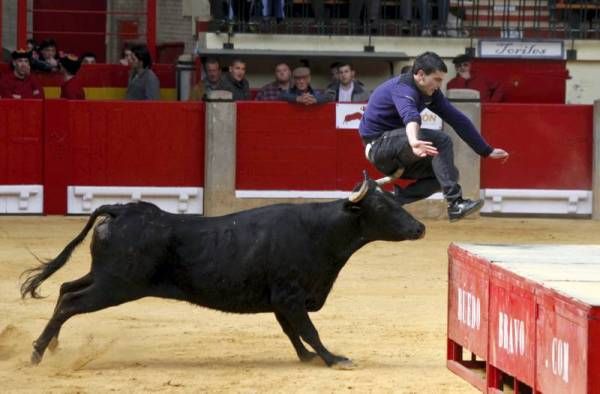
[447,244,600,394]
[447,243,491,391]
[488,265,537,388]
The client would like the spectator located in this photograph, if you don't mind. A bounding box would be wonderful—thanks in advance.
[0,49,44,99]
[400,65,412,74]
[326,62,369,102]
[260,0,285,22]
[120,43,133,66]
[188,58,228,100]
[311,0,325,23]
[33,39,59,72]
[80,52,97,65]
[255,62,292,101]
[420,0,450,36]
[125,44,160,100]
[221,58,251,101]
[446,54,504,102]
[26,39,39,60]
[59,54,85,100]
[280,66,330,105]
[204,58,227,94]
[349,0,381,32]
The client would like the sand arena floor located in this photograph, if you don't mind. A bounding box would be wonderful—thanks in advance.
[1,215,599,393]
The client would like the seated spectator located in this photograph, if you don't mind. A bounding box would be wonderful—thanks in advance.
[119,43,133,66]
[221,58,251,101]
[125,44,160,100]
[59,54,85,100]
[446,54,504,102]
[204,58,227,95]
[326,62,369,102]
[400,64,412,74]
[26,39,39,60]
[80,52,97,65]
[280,67,330,105]
[255,62,291,101]
[326,61,341,89]
[32,39,59,72]
[0,49,44,99]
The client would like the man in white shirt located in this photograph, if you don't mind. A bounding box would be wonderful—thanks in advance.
[327,62,369,102]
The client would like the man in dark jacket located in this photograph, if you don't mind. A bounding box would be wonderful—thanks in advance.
[221,58,251,101]
[280,67,330,105]
[359,51,509,222]
[326,62,369,102]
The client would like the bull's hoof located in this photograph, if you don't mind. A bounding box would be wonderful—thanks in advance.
[48,337,59,353]
[330,357,355,370]
[299,351,318,362]
[31,349,43,365]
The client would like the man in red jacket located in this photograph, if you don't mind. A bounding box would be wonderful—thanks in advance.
[446,54,504,103]
[59,54,85,100]
[0,49,44,99]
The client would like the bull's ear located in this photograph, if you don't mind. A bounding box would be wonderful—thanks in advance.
[343,200,362,213]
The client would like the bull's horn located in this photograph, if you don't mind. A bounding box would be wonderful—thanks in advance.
[348,179,369,203]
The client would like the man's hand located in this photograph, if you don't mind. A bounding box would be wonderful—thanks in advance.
[489,148,509,163]
[410,140,439,157]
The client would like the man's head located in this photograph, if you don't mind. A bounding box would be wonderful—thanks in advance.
[229,59,246,82]
[11,49,31,79]
[204,58,221,84]
[274,62,291,84]
[130,44,152,70]
[338,62,354,86]
[452,54,472,76]
[412,52,448,96]
[330,61,341,82]
[81,52,97,65]
[59,54,81,76]
[292,67,311,91]
[39,39,57,61]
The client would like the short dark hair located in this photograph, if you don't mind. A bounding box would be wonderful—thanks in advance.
[230,58,245,67]
[412,52,447,75]
[337,62,354,71]
[81,52,96,60]
[204,57,220,68]
[131,44,152,69]
[330,61,341,70]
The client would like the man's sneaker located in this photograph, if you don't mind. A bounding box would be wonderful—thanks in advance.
[447,198,484,222]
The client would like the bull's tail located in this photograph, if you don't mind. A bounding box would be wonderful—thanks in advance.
[20,204,122,299]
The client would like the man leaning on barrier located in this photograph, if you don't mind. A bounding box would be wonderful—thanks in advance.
[358,51,509,222]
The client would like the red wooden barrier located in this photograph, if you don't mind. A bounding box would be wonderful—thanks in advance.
[236,102,378,192]
[481,103,593,190]
[44,99,204,214]
[473,59,568,104]
[0,99,43,184]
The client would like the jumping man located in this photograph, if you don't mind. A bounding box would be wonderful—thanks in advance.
[359,51,509,222]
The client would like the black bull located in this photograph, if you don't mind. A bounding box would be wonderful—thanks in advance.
[21,174,425,368]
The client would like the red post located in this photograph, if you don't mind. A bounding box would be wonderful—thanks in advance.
[147,0,157,62]
[17,0,27,49]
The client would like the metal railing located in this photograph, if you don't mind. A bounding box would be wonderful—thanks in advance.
[207,0,600,39]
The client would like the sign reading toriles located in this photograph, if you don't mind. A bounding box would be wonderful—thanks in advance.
[478,40,564,59]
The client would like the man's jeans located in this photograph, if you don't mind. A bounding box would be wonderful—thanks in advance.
[366,127,461,204]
